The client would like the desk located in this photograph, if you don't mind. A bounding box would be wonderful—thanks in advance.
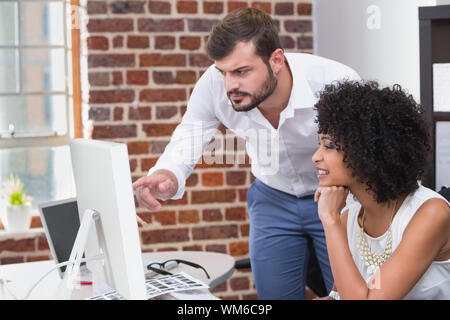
[0,251,235,300]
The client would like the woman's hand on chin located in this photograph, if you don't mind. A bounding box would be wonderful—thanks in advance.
[314,186,349,226]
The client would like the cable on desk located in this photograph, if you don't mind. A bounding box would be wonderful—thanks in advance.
[0,254,104,300]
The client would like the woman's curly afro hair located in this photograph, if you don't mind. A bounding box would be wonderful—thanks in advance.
[314,80,431,203]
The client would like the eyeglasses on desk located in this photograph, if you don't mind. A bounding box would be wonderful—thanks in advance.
[147,259,210,279]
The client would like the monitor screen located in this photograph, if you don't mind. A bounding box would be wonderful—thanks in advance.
[69,138,147,300]
[38,198,79,277]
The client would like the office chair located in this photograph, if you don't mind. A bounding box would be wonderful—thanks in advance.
[235,239,327,298]
[438,186,450,201]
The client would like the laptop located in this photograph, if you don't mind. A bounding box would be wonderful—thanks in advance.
[38,197,88,278]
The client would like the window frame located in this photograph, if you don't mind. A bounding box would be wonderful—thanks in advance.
[0,0,81,149]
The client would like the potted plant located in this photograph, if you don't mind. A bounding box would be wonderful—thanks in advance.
[2,174,33,232]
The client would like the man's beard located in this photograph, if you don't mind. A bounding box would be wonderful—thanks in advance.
[227,66,277,112]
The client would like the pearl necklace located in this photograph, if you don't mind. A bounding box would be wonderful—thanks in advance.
[356,201,397,274]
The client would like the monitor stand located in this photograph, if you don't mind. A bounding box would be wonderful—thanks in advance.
[63,209,114,295]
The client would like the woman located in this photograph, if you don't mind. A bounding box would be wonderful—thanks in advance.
[312,80,449,299]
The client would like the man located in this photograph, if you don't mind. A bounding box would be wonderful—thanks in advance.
[133,8,359,299]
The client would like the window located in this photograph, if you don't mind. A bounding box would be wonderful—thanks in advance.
[0,0,80,211]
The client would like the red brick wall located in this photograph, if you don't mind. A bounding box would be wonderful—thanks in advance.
[0,0,313,300]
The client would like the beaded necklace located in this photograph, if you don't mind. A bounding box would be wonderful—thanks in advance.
[356,200,397,275]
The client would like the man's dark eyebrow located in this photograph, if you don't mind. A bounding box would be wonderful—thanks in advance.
[215,66,249,73]
[320,136,332,141]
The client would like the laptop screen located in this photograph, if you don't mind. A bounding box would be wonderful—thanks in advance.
[39,198,80,276]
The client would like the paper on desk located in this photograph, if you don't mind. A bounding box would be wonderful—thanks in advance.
[87,272,209,300]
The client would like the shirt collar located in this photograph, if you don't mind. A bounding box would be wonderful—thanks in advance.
[284,52,317,112]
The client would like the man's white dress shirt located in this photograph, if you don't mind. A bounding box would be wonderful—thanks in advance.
[149,53,360,199]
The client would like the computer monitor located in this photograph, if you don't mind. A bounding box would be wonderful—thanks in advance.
[38,197,80,277]
[69,138,147,300]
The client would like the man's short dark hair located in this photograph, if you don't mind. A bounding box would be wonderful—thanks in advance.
[206,7,282,62]
[314,80,431,203]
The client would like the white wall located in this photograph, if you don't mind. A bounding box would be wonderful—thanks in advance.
[314,0,450,102]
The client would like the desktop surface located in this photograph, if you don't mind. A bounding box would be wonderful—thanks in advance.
[0,251,235,300]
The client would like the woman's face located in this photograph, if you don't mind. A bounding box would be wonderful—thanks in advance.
[312,134,354,187]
